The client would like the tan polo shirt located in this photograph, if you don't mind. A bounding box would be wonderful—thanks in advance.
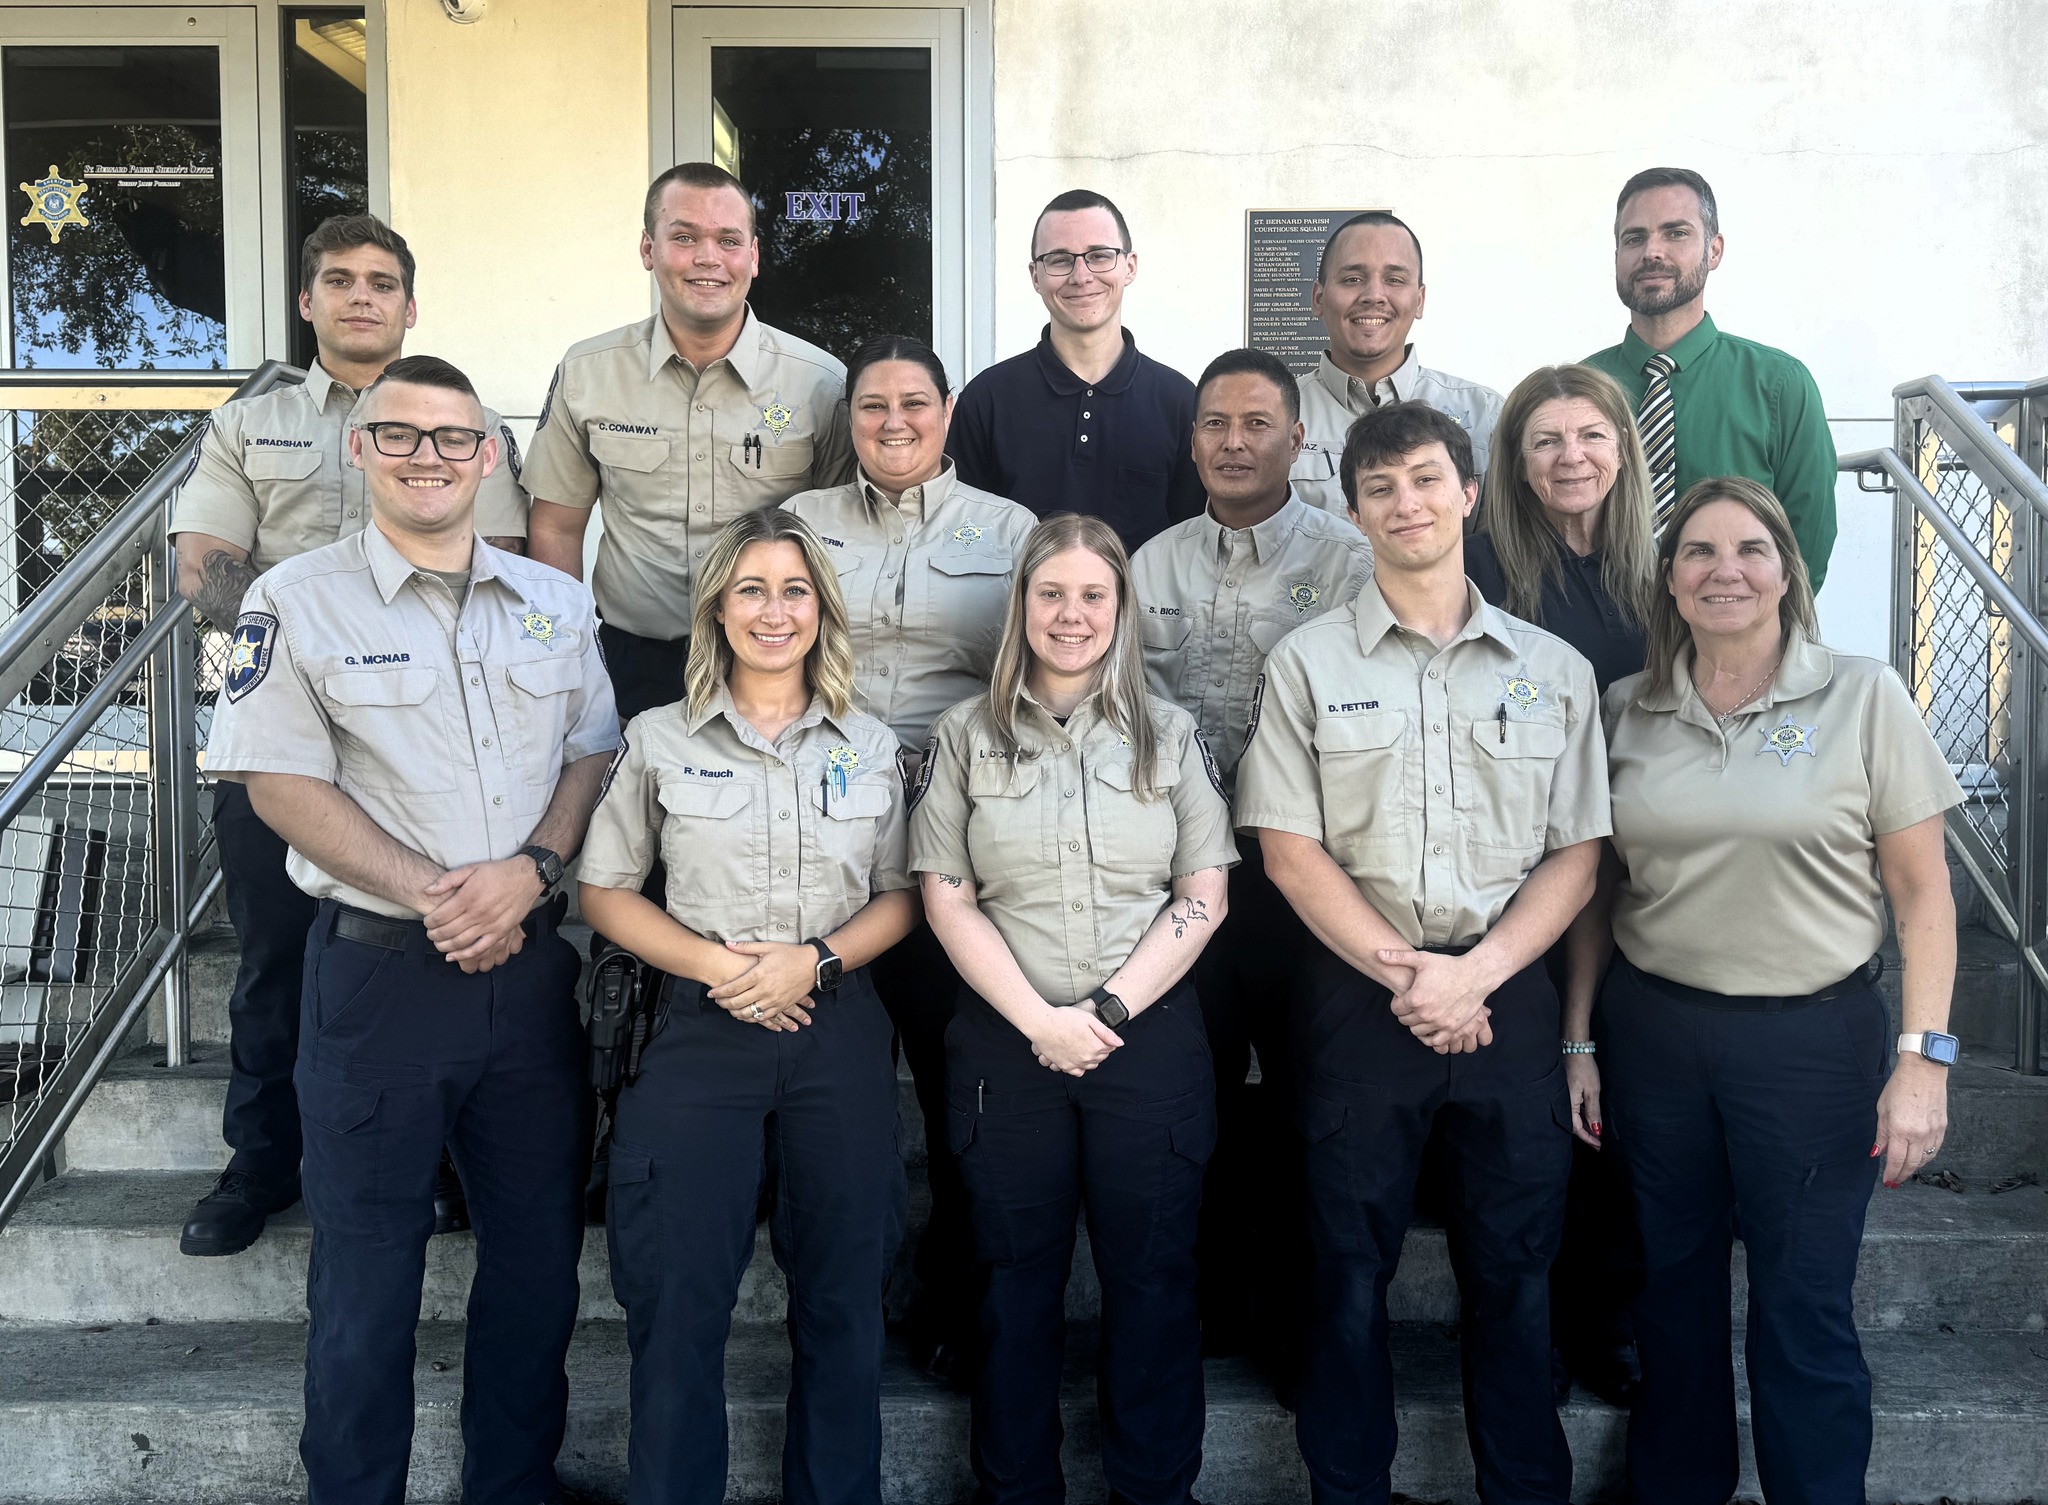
[206,523,619,918]
[521,309,856,639]
[580,685,912,943]
[1292,348,1504,518]
[1131,489,1372,792]
[1604,631,1963,995]
[169,361,529,573]
[783,463,1037,751]
[1235,577,1609,949]
[909,690,1239,1003]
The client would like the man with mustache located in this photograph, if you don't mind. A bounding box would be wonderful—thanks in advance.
[1293,211,1504,522]
[1586,167,1838,587]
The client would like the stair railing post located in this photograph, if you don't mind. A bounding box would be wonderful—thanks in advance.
[146,539,194,1069]
[2022,386,2048,1075]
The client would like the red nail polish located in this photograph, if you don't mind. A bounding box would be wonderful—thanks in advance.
[1592,1124,1602,1135]
[1870,1145,1882,1157]
[1884,1181,1898,1189]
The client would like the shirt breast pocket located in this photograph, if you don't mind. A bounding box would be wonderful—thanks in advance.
[243,446,328,541]
[1089,757,1181,872]
[811,780,894,906]
[1462,719,1565,872]
[319,668,454,795]
[721,436,815,515]
[502,654,583,763]
[588,430,670,513]
[966,758,1049,873]
[926,544,1012,644]
[1140,614,1193,697]
[656,780,756,906]
[1313,712,1413,859]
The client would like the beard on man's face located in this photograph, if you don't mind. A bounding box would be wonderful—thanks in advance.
[1618,255,1710,316]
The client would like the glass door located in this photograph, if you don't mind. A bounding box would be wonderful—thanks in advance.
[673,7,966,383]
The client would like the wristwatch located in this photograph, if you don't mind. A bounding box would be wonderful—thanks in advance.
[1086,985,1131,1029]
[1898,1030,1960,1066]
[807,938,844,994]
[519,844,564,899]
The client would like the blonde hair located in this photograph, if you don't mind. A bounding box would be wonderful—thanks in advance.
[685,508,856,718]
[986,514,1162,797]
[1479,364,1657,628]
[1642,476,1819,698]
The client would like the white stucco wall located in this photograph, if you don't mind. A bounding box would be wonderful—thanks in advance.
[989,0,2048,655]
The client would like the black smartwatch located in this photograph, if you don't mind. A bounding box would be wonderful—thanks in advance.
[807,938,844,993]
[1086,985,1130,1029]
[519,844,564,899]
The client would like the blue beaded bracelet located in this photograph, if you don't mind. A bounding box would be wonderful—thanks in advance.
[1560,1041,1597,1055]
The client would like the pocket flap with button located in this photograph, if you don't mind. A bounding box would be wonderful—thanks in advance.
[607,1142,654,1185]
[946,1104,977,1155]
[1248,617,1293,655]
[243,445,322,481]
[1290,446,1339,482]
[1169,1110,1219,1166]
[930,542,1011,577]
[728,437,814,479]
[507,655,583,697]
[1315,711,1404,754]
[298,1072,380,1135]
[589,430,667,472]
[1093,756,1181,793]
[1140,614,1191,652]
[1474,720,1567,760]
[1299,1091,1348,1143]
[824,782,893,819]
[322,667,438,707]
[657,780,752,819]
[968,759,1040,797]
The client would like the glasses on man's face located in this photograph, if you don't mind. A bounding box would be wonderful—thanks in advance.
[1031,246,1127,277]
[360,421,487,462]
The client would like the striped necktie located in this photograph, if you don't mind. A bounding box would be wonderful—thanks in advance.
[1639,352,1679,532]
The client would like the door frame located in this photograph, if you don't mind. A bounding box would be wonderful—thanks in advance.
[652,0,994,381]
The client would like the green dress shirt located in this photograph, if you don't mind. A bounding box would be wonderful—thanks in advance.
[1586,313,1838,588]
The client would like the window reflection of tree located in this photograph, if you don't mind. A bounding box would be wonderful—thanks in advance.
[750,126,933,363]
[9,125,225,371]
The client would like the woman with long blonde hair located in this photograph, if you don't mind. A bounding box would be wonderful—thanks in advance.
[910,513,1238,1505]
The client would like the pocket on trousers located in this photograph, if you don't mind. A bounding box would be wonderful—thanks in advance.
[603,1140,661,1311]
[1299,1091,1374,1254]
[297,1070,380,1135]
[1169,1108,1218,1167]
[312,946,395,1039]
[1833,988,1888,1088]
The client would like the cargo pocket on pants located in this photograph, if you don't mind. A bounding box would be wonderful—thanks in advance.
[603,1141,660,1312]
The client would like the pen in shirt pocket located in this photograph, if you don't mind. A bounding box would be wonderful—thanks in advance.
[1497,703,1507,743]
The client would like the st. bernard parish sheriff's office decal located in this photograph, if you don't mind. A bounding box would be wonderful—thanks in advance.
[224,613,279,703]
[1757,715,1818,765]
[19,166,87,243]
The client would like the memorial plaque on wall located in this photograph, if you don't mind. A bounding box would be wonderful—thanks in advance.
[1245,209,1387,376]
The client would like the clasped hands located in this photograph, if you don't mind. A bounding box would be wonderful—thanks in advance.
[706,940,822,1031]
[421,857,545,973]
[1376,948,1496,1055]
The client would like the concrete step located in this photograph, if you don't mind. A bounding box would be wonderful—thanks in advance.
[9,1165,2044,1337]
[2,1319,2043,1504]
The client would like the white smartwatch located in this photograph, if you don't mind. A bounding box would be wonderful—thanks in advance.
[1897,1031,1960,1067]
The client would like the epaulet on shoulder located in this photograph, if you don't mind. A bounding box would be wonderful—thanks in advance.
[559,320,651,364]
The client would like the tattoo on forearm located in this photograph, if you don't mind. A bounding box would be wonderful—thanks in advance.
[1168,895,1212,941]
[935,874,964,888]
[192,549,260,629]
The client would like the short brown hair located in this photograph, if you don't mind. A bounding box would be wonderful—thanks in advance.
[1340,400,1474,512]
[1615,167,1719,240]
[300,214,415,299]
[644,162,755,238]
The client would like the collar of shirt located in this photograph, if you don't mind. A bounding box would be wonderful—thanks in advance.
[1617,311,1722,374]
[300,361,355,414]
[683,680,862,757]
[1014,682,1120,747]
[1628,626,1833,731]
[1032,325,1141,396]
[361,520,508,606]
[1314,345,1428,413]
[1202,487,1313,566]
[1350,574,1519,660]
[857,458,958,521]
[647,304,764,385]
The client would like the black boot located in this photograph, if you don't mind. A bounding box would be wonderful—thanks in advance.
[179,1168,300,1257]
[433,1149,471,1236]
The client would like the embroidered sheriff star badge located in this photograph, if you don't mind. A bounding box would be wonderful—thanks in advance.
[1757,715,1818,765]
[952,523,985,544]
[520,610,557,647]
[761,397,795,436]
[1498,673,1548,716]
[1288,582,1321,615]
[826,745,859,798]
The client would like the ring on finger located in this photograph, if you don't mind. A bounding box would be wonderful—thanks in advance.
[750,1005,763,1020]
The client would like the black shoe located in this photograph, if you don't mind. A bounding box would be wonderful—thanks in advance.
[1565,1340,1641,1409]
[179,1168,299,1257]
[433,1150,471,1236]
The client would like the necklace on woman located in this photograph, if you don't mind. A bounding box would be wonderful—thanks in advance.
[1697,654,1782,726]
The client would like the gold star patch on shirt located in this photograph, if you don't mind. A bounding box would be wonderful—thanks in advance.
[761,397,795,436]
[952,523,985,544]
[1288,582,1321,615]
[1499,673,1547,716]
[1757,715,1818,765]
[826,744,859,798]
[520,610,557,647]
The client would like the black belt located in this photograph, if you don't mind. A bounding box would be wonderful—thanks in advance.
[331,894,563,952]
[1624,952,1883,1013]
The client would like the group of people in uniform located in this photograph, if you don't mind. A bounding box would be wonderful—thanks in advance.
[178,156,1962,1505]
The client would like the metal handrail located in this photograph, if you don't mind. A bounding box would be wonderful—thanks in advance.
[1890,375,2048,524]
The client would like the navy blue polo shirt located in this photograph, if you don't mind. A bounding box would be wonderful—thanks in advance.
[947,327,1204,554]
[1466,532,1646,692]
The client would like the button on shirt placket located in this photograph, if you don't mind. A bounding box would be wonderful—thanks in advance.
[331,385,365,532]
[767,750,802,938]
[447,593,519,854]
[683,364,718,578]
[1074,389,1095,461]
[1419,652,1458,945]
[1053,731,1092,999]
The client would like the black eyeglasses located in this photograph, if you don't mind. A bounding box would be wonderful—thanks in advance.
[1030,246,1127,276]
[360,422,488,461]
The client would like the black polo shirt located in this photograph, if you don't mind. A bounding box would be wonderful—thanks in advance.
[947,326,1204,554]
[1465,532,1646,692]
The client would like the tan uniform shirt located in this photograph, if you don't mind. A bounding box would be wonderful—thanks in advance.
[909,691,1239,1003]
[1603,631,1963,995]
[1235,578,1609,949]
[521,310,856,639]
[783,463,1037,751]
[1131,490,1373,793]
[579,686,912,943]
[206,524,619,918]
[169,361,529,573]
[1292,348,1504,519]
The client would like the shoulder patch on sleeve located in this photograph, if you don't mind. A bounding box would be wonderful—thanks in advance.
[536,364,562,430]
[499,424,523,483]
[1240,672,1267,759]
[223,612,278,703]
[1194,728,1226,800]
[907,735,939,812]
[598,734,629,802]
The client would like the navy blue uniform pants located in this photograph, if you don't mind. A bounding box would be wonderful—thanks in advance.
[606,968,904,1505]
[295,898,590,1505]
[1295,949,1573,1505]
[1191,835,1312,1376]
[216,779,319,1185]
[1598,953,1885,1505]
[946,981,1216,1505]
